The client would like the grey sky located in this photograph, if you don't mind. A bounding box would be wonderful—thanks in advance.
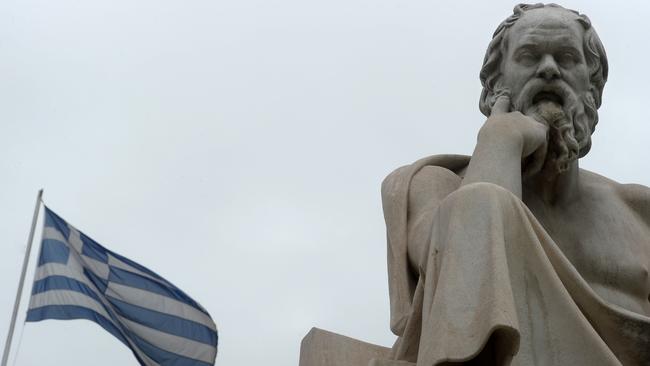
[1,1,648,365]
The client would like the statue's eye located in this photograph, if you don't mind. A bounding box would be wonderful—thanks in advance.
[557,52,578,67]
[516,51,537,65]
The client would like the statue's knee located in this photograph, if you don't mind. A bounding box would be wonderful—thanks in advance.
[440,182,518,211]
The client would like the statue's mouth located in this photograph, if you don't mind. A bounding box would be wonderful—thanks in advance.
[532,91,564,106]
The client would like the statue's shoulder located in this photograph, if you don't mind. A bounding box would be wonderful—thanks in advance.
[616,181,650,219]
[581,169,650,217]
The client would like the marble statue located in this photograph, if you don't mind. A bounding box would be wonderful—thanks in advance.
[300,3,650,366]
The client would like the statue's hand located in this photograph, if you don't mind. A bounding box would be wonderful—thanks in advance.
[479,95,549,176]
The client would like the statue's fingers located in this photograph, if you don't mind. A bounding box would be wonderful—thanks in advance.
[491,96,511,116]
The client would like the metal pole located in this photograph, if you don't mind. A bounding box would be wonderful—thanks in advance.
[1,189,43,366]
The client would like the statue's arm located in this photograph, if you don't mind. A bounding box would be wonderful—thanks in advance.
[461,123,526,197]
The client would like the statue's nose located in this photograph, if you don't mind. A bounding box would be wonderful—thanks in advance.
[536,54,561,80]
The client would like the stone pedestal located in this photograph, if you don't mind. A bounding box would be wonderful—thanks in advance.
[299,328,405,366]
[367,359,414,366]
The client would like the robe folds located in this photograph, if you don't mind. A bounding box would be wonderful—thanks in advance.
[381,155,650,365]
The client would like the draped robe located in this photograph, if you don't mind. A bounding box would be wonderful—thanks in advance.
[381,155,650,365]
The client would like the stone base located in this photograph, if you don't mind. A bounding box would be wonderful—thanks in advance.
[299,328,399,366]
[368,359,414,366]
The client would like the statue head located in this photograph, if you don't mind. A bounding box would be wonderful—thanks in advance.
[479,3,608,171]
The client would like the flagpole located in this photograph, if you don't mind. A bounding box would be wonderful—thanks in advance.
[1,189,43,366]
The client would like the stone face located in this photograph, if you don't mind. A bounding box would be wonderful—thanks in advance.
[298,328,391,366]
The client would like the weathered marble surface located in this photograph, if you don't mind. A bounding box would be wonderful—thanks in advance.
[301,4,650,365]
[383,155,650,365]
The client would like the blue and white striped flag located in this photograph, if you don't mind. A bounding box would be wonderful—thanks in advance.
[26,206,218,365]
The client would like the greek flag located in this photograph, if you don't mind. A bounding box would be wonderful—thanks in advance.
[26,206,218,365]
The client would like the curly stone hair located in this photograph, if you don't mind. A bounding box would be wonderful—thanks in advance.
[478,3,608,119]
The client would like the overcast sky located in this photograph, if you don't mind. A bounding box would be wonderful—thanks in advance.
[1,1,649,365]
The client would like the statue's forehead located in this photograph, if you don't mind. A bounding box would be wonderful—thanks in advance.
[508,8,584,48]
[515,7,580,26]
